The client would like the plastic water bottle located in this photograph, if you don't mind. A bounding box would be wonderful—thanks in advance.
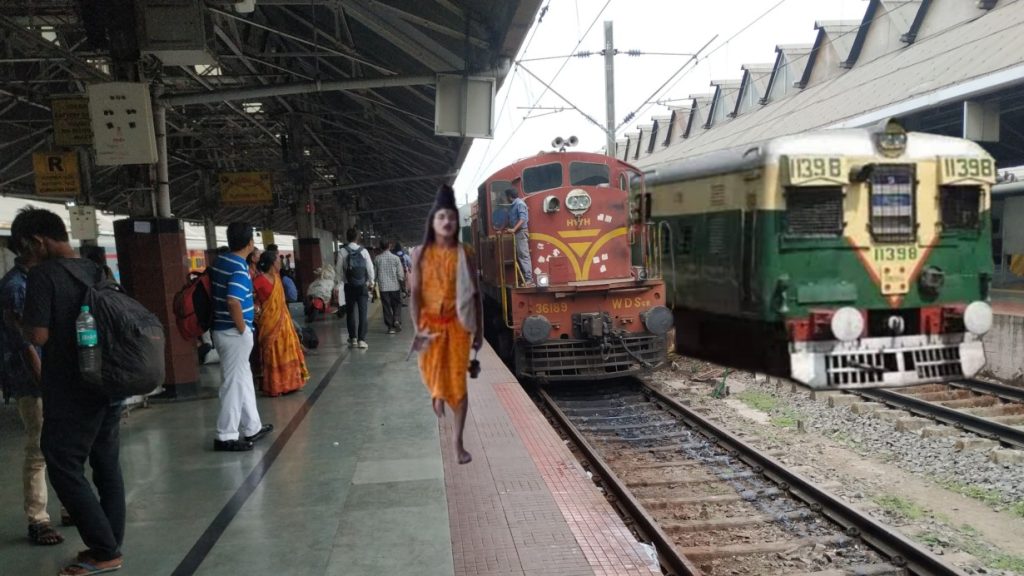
[76,305,101,380]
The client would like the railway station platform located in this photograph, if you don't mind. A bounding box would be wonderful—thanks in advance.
[0,306,660,576]
[984,288,1024,381]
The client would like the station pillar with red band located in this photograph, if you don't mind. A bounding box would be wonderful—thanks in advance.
[113,218,199,397]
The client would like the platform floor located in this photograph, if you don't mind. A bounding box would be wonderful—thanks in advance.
[0,303,658,576]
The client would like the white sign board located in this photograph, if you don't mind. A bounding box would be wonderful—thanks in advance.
[434,74,495,139]
[88,82,159,166]
[68,205,99,241]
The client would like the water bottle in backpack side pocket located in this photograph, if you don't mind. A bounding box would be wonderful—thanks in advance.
[76,305,102,380]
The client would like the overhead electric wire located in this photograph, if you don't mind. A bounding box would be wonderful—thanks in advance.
[617,0,791,135]
[470,0,614,185]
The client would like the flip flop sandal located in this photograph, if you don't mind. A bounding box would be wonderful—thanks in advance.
[28,522,64,546]
[58,560,123,576]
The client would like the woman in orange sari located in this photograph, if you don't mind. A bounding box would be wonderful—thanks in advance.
[410,184,484,465]
[254,250,309,396]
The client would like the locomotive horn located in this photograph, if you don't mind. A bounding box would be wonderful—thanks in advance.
[567,135,578,147]
[552,136,565,148]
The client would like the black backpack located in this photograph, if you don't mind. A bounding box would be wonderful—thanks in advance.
[60,261,166,398]
[344,245,368,287]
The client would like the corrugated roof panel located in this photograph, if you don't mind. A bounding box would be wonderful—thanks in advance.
[637,1,1024,170]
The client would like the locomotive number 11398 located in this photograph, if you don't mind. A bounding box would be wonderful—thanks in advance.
[873,246,919,262]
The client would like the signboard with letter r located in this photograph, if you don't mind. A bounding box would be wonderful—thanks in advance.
[32,151,81,197]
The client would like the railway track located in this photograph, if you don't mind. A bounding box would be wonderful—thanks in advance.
[541,380,965,576]
[853,379,1024,450]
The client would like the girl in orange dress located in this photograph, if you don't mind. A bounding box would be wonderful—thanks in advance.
[410,184,483,464]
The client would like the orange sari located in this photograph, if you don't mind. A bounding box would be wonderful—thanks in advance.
[417,245,472,408]
[258,273,309,396]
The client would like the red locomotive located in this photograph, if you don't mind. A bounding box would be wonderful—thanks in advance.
[470,148,672,380]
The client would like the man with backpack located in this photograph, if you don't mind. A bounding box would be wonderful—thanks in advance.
[335,228,374,349]
[14,207,125,575]
[210,223,272,452]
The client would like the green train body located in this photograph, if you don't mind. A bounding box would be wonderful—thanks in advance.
[640,120,995,388]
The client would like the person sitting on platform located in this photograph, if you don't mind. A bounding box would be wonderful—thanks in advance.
[410,184,484,465]
[254,250,309,397]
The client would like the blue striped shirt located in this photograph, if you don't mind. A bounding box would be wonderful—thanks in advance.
[210,253,255,331]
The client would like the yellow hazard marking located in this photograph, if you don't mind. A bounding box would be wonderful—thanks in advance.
[568,242,591,257]
[557,229,601,238]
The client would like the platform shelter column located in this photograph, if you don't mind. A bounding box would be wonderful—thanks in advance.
[113,218,199,397]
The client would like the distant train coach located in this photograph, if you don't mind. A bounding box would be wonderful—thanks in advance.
[643,119,995,388]
[471,149,672,381]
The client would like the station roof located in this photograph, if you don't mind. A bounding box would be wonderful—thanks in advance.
[0,0,541,241]
[628,0,1024,173]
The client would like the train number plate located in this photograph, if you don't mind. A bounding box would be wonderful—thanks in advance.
[940,157,996,184]
[787,156,848,186]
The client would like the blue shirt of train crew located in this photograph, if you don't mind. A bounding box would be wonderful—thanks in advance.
[511,197,529,231]
[210,253,255,331]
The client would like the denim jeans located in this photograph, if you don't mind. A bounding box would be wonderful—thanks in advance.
[41,400,125,561]
[344,284,369,341]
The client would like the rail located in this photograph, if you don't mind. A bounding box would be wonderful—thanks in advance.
[541,381,966,576]
[540,388,701,576]
[854,384,1024,450]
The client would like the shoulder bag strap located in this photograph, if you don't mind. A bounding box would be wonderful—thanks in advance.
[57,259,98,289]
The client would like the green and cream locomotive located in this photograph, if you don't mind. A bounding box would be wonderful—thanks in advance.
[641,120,995,389]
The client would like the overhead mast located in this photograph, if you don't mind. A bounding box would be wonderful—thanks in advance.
[603,21,616,158]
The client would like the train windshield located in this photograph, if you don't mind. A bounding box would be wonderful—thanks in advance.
[489,180,514,229]
[522,163,563,193]
[569,162,610,186]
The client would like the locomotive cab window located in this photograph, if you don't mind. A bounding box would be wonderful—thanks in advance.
[939,185,981,231]
[868,164,916,243]
[522,163,563,194]
[489,180,513,231]
[569,162,610,186]
[784,186,843,237]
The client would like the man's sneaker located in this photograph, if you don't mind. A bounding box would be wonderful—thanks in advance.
[349,338,357,348]
[387,328,396,335]
[358,340,369,349]
[214,439,254,452]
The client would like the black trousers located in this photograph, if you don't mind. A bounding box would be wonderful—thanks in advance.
[344,284,369,341]
[42,400,125,561]
[381,291,402,329]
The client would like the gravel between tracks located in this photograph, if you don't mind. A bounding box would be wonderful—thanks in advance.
[645,357,1024,576]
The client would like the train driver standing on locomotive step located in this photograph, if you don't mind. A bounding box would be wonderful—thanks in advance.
[504,187,534,287]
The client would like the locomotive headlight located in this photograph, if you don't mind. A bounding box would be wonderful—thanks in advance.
[536,273,550,288]
[522,315,552,344]
[964,301,993,335]
[830,307,864,342]
[641,306,674,335]
[565,189,592,216]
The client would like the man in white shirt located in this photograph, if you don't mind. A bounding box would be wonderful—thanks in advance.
[335,228,375,348]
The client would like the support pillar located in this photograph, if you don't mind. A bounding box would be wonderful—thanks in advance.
[113,218,199,398]
[203,214,219,271]
[294,185,320,296]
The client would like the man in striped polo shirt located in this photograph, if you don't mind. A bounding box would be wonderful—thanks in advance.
[210,223,272,452]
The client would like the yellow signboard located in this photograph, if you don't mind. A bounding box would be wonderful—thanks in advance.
[51,97,93,147]
[219,172,273,206]
[32,152,81,197]
[939,156,996,185]
[785,156,848,186]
